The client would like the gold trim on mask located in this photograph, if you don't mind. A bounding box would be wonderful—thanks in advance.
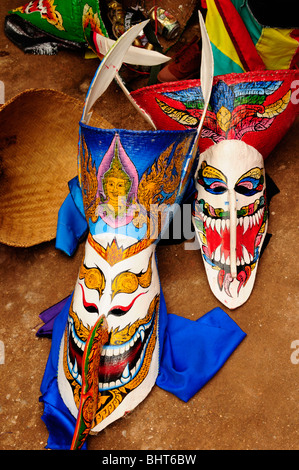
[68,299,91,342]
[88,233,154,266]
[93,294,159,427]
[111,253,153,299]
[63,294,160,427]
[79,261,105,297]
[109,292,157,346]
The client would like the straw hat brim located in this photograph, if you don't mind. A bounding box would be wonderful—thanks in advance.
[0,88,113,247]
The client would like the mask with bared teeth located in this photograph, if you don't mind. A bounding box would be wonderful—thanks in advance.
[193,139,267,308]
[130,68,299,308]
[55,20,206,450]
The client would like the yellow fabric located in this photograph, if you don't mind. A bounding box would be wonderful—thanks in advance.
[256,28,299,70]
[205,0,246,72]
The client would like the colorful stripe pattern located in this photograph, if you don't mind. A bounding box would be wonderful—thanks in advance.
[204,0,299,75]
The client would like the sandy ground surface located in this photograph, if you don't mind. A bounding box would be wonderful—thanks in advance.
[0,0,299,452]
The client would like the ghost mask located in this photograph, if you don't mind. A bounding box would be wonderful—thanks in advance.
[130,68,299,308]
[58,231,160,435]
[193,139,267,309]
[54,17,212,449]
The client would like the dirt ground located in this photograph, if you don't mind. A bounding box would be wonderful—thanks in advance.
[0,0,299,452]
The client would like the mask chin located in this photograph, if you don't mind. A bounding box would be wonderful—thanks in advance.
[193,139,268,309]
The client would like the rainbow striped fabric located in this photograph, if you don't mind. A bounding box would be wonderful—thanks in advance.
[203,0,299,75]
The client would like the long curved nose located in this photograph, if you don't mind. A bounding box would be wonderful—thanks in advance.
[228,189,237,279]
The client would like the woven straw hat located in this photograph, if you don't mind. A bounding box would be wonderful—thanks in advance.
[0,88,112,247]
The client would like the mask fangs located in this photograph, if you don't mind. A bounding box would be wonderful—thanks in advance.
[193,139,268,309]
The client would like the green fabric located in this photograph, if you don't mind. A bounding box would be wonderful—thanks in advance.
[211,42,244,76]
[9,0,107,44]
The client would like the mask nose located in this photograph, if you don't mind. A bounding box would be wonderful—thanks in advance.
[228,189,237,279]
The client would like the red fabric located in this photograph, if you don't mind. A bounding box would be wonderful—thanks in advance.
[290,29,299,69]
[213,0,265,72]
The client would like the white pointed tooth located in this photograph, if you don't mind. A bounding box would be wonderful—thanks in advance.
[236,257,240,266]
[210,218,215,230]
[125,342,130,352]
[221,253,226,265]
[101,347,106,357]
[249,215,253,228]
[139,327,145,342]
[77,374,82,385]
[257,208,262,222]
[122,363,130,380]
[214,245,221,262]
[226,255,230,266]
[215,219,222,235]
[113,347,119,356]
[121,367,131,385]
[242,245,251,265]
[129,338,134,347]
[249,252,254,262]
[130,365,136,378]
[206,217,211,228]
[240,257,245,265]
[239,217,243,227]
[221,219,226,231]
[106,347,113,357]
[72,358,78,376]
[243,217,249,234]
[203,214,207,223]
[98,382,103,390]
[115,379,122,387]
[110,381,116,388]
[119,346,125,355]
[226,218,230,230]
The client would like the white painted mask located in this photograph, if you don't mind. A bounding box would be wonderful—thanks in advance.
[58,232,160,434]
[193,140,267,309]
[54,18,212,449]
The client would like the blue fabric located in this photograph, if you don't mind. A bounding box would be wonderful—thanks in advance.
[55,188,87,256]
[157,309,246,402]
[39,290,246,449]
[39,293,88,450]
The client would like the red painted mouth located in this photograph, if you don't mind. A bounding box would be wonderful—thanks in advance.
[67,294,157,389]
[202,207,265,265]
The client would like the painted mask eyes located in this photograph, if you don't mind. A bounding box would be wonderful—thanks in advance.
[79,284,99,314]
[235,168,264,196]
[78,263,105,314]
[197,162,264,197]
[197,161,228,195]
